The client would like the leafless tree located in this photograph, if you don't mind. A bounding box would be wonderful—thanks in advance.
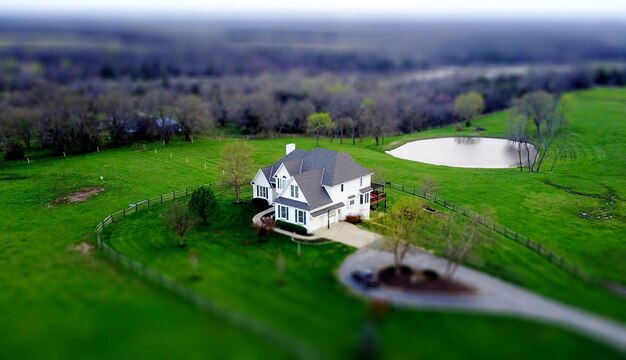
[220,141,254,203]
[174,95,213,142]
[443,213,488,280]
[165,202,197,248]
[97,91,134,146]
[141,89,176,144]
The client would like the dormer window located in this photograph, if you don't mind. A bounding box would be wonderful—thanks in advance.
[290,185,299,198]
[341,184,344,192]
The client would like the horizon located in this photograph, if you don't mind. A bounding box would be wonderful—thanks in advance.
[1,0,626,22]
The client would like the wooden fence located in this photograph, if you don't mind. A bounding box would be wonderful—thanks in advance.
[386,181,606,289]
[94,184,317,360]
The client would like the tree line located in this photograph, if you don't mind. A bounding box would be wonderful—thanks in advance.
[0,63,618,161]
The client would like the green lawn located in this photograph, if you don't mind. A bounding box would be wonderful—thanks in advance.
[0,87,625,358]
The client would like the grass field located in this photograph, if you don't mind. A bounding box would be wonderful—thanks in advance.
[0,87,624,358]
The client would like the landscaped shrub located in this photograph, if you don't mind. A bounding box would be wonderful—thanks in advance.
[3,141,25,161]
[276,219,308,235]
[188,185,218,224]
[455,123,464,132]
[345,215,362,224]
[253,216,275,236]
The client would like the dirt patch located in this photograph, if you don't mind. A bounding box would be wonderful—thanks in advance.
[378,265,476,295]
[72,241,94,255]
[50,186,105,205]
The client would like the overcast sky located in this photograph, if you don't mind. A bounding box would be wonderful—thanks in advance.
[1,0,626,20]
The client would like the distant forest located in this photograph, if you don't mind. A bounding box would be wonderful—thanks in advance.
[1,18,626,158]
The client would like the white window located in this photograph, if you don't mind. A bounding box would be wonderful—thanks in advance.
[296,210,307,225]
[349,199,355,206]
[360,177,363,186]
[365,193,370,203]
[341,184,344,192]
[278,178,287,189]
[290,185,299,198]
[279,205,289,220]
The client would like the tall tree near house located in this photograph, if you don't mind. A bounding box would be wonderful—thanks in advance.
[165,202,196,248]
[220,141,254,204]
[306,112,335,146]
[454,91,485,127]
[96,91,134,146]
[175,95,213,142]
[336,117,353,144]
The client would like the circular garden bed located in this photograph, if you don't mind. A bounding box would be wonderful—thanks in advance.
[377,265,476,295]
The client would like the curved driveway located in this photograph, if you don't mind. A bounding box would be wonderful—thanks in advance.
[339,242,626,352]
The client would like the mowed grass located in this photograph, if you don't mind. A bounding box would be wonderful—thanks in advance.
[101,194,622,359]
[0,87,624,358]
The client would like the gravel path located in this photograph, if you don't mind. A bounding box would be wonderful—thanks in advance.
[339,243,626,352]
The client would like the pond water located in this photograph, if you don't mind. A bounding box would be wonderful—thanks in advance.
[386,137,538,169]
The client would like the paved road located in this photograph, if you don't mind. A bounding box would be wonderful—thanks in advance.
[339,242,626,352]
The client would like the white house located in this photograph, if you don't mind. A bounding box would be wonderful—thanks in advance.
[251,144,373,233]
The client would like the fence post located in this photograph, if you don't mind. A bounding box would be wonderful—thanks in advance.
[147,198,150,207]
[185,188,188,196]
[123,208,126,217]
[110,214,114,223]
[173,191,176,199]
[161,194,163,204]
[135,203,138,212]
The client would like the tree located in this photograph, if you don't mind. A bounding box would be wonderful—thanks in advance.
[97,91,134,146]
[188,185,218,224]
[278,99,315,133]
[141,89,176,144]
[420,176,439,195]
[454,91,485,127]
[220,141,254,203]
[382,197,423,275]
[175,95,213,142]
[443,213,489,280]
[165,202,196,248]
[306,112,335,146]
[511,91,567,172]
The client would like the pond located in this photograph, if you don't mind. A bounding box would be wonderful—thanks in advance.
[386,137,538,169]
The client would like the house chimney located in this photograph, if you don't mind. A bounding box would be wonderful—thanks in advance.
[286,143,296,155]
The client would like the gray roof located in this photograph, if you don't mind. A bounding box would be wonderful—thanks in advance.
[291,168,333,210]
[264,147,372,211]
[311,202,345,218]
[274,197,311,210]
[359,186,373,194]
[266,148,371,186]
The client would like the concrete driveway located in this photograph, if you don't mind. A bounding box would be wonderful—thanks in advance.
[313,222,382,248]
[339,242,626,352]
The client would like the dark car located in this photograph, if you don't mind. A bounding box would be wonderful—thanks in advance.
[351,269,379,288]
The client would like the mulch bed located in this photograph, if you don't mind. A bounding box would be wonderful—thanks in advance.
[378,265,476,295]
[49,186,105,205]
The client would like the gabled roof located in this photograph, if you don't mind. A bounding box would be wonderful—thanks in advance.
[268,148,371,187]
[291,168,332,210]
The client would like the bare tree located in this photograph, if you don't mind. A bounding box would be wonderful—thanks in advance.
[382,197,423,275]
[511,92,567,172]
[220,141,254,203]
[443,213,488,280]
[165,202,197,248]
[141,89,176,144]
[175,95,213,142]
[420,176,439,196]
[278,99,314,133]
[97,91,134,146]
